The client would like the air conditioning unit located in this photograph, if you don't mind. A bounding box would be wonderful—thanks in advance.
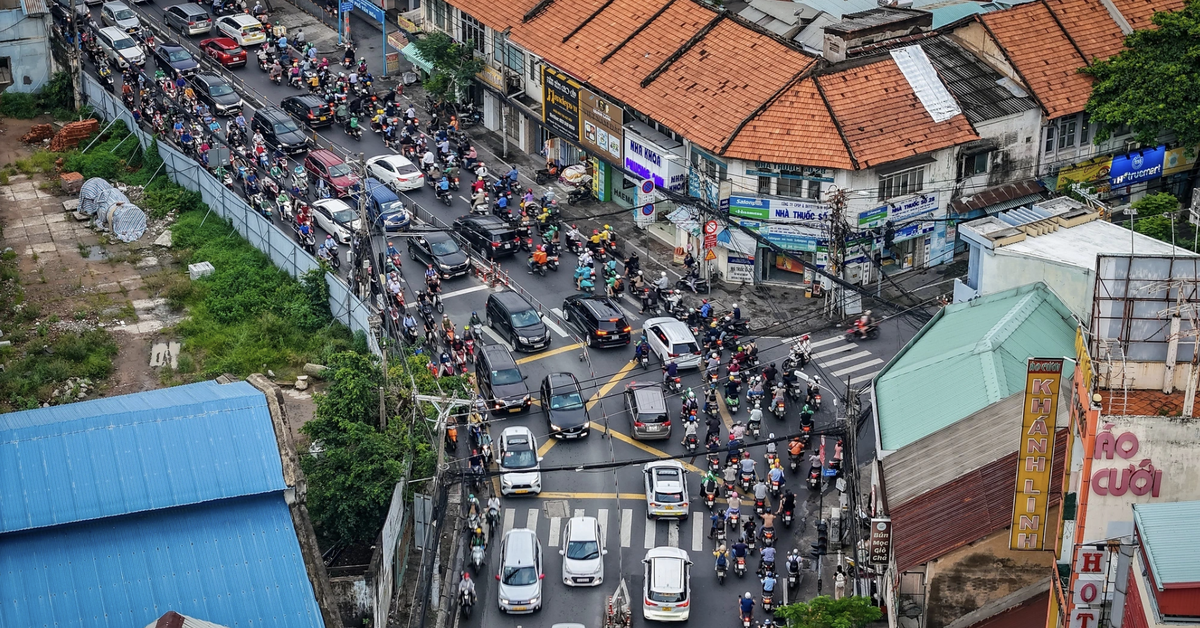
[1124,139,1143,152]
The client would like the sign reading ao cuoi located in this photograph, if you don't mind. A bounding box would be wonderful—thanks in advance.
[727,195,830,223]
[1110,145,1166,187]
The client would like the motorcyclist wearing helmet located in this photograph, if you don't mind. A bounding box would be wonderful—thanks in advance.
[740,591,755,621]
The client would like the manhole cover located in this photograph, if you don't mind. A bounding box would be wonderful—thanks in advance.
[543,500,569,519]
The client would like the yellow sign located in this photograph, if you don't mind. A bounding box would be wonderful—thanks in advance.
[477,65,505,93]
[1056,156,1112,192]
[1075,328,1093,397]
[1010,357,1063,551]
[704,249,717,261]
[1163,145,1199,176]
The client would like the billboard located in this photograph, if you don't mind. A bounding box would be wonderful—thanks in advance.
[1010,357,1063,550]
[579,88,622,162]
[542,65,581,141]
[1109,145,1166,187]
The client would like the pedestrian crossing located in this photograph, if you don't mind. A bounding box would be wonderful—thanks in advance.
[804,335,882,387]
[499,506,711,552]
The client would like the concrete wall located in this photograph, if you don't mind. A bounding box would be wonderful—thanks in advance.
[0,10,53,93]
[976,250,1093,319]
[969,108,1042,190]
[923,507,1059,628]
[947,22,1022,87]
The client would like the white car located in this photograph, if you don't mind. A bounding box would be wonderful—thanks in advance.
[96,26,145,68]
[642,547,692,621]
[100,1,141,33]
[643,460,688,519]
[644,317,702,369]
[560,516,605,586]
[312,199,361,244]
[217,14,266,46]
[367,154,425,192]
[499,426,542,496]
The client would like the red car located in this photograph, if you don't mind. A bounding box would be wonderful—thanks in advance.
[304,149,361,197]
[199,37,247,67]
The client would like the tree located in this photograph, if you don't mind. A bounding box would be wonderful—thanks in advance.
[774,596,882,628]
[1083,0,1200,145]
[311,352,382,432]
[411,31,485,103]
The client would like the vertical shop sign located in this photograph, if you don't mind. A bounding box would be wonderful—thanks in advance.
[1010,358,1063,550]
[542,66,580,141]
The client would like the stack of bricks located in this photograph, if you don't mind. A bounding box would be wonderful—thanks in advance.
[49,119,100,152]
[21,124,55,144]
[60,172,84,195]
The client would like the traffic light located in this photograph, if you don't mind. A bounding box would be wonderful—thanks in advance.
[811,520,829,558]
[883,221,895,249]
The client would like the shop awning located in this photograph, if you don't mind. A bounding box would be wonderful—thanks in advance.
[401,42,434,75]
[666,207,702,236]
[948,180,1045,216]
[717,228,757,255]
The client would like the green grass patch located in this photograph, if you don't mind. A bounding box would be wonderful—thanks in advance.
[0,330,118,411]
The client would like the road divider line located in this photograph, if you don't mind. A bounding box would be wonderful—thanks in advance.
[526,507,539,531]
[536,492,647,500]
[516,342,583,365]
[537,437,556,457]
[586,361,638,411]
[691,516,704,552]
[668,521,679,548]
[621,509,632,548]
[820,350,872,367]
[832,358,884,377]
[591,423,705,475]
[598,508,609,542]
[812,345,855,360]
[441,284,491,300]
[548,516,561,547]
[644,518,656,549]
[503,507,515,535]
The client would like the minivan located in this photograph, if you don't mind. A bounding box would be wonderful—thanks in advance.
[251,107,309,155]
[642,547,692,621]
[100,1,140,33]
[498,426,542,496]
[486,291,550,352]
[304,149,360,196]
[476,345,530,414]
[624,381,670,440]
[643,317,702,369]
[96,26,145,69]
[164,4,212,36]
[498,528,543,613]
[361,178,409,231]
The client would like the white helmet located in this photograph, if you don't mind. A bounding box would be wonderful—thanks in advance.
[661,271,667,278]
[734,303,738,308]
[744,592,753,599]
[769,433,775,439]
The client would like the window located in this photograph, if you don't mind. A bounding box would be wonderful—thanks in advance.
[960,151,990,178]
[757,176,772,195]
[878,167,924,201]
[504,40,524,74]
[1044,125,1055,154]
[460,14,484,54]
[690,149,726,181]
[0,58,11,90]
[431,0,447,32]
[1057,117,1077,150]
[1080,117,1090,145]
[777,177,803,198]
[806,181,822,200]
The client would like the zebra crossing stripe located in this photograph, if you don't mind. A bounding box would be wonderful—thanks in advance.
[598,508,609,543]
[526,508,539,531]
[644,518,657,549]
[691,516,704,552]
[832,358,884,377]
[574,508,585,519]
[620,509,632,548]
[821,350,872,367]
[548,516,561,547]
[668,521,679,548]
[503,507,515,535]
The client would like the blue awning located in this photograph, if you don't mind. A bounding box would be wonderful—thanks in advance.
[401,42,434,75]
[717,228,757,255]
[666,207,701,236]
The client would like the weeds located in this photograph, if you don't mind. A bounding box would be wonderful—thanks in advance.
[0,330,118,411]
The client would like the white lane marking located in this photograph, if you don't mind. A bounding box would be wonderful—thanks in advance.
[668,521,679,548]
[542,315,569,339]
[574,508,585,518]
[503,508,515,535]
[458,196,469,203]
[832,358,884,377]
[812,345,855,360]
[526,508,539,531]
[644,518,657,549]
[620,509,632,548]
[820,350,872,368]
[440,284,490,300]
[481,325,515,352]
[691,515,704,552]
[794,335,842,348]
[849,371,880,386]
[598,508,609,545]
[548,516,561,547]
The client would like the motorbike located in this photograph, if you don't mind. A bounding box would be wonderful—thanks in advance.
[436,186,453,206]
[470,542,485,575]
[727,509,740,531]
[344,118,363,140]
[704,482,717,509]
[762,588,774,613]
[786,556,801,590]
[735,556,747,578]
[807,466,821,492]
[741,610,753,628]
[726,392,740,414]
[754,498,766,517]
[470,192,489,215]
[769,477,781,499]
[739,471,754,494]
[782,336,811,372]
[665,373,683,394]
[747,412,761,438]
[566,177,594,205]
[708,453,721,474]
[684,432,699,455]
[529,255,548,277]
[845,322,880,341]
[459,590,475,618]
[772,395,786,420]
[638,350,650,370]
[295,225,316,254]
[676,272,711,294]
[762,526,776,547]
[782,509,793,528]
[546,254,560,272]
[716,561,727,585]
[270,71,283,86]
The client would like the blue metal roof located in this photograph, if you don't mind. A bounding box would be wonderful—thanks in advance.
[0,493,324,628]
[0,381,286,534]
[1133,501,1200,586]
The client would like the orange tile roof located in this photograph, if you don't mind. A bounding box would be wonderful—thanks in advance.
[558,0,677,71]
[1043,0,1126,61]
[1099,388,1197,416]
[980,2,1093,119]
[722,78,855,170]
[816,58,978,169]
[1109,0,1184,30]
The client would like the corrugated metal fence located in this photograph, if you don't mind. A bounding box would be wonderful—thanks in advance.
[81,74,380,356]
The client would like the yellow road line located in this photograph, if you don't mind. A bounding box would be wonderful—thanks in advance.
[540,360,638,459]
[537,437,556,457]
[717,392,734,430]
[592,422,704,475]
[516,342,584,365]
[537,491,648,500]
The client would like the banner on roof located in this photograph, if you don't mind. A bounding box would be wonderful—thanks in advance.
[1010,357,1063,551]
[542,65,581,142]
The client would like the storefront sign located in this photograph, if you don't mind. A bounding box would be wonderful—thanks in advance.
[1010,358,1063,551]
[1164,145,1199,176]
[727,256,754,283]
[589,157,609,202]
[869,518,892,564]
[703,220,718,249]
[1056,156,1113,192]
[1110,145,1166,187]
[894,220,936,243]
[1091,427,1164,497]
[857,193,939,228]
[727,195,830,224]
[477,64,505,92]
[542,66,581,141]
[624,133,686,192]
[1070,609,1099,628]
[579,88,623,162]
[763,224,822,253]
[747,164,834,182]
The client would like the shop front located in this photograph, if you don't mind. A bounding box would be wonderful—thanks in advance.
[857,192,945,272]
[622,122,687,209]
[725,194,827,285]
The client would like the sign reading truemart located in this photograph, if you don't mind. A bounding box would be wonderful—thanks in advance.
[1010,358,1063,550]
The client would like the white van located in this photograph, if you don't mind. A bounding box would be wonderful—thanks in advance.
[96,26,145,69]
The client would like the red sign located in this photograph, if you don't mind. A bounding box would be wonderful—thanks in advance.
[703,220,718,249]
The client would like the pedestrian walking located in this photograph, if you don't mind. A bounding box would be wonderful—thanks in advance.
[834,566,846,600]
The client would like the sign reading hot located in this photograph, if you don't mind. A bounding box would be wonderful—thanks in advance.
[1010,358,1062,551]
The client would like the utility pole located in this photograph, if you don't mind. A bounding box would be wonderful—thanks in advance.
[825,187,850,318]
[843,376,865,598]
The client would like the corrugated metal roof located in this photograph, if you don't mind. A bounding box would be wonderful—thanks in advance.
[0,493,324,628]
[922,36,1039,124]
[0,381,285,534]
[1133,501,1200,586]
[876,283,1078,451]
[20,0,49,16]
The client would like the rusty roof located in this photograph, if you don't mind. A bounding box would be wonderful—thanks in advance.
[817,57,978,169]
[1109,0,1184,29]
[1043,0,1126,61]
[1098,388,1198,416]
[722,78,856,170]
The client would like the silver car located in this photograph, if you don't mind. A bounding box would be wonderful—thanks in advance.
[164,4,212,36]
[498,528,542,614]
[644,460,689,519]
[642,547,692,621]
[499,426,542,496]
[560,516,605,586]
[100,1,140,33]
[644,317,703,369]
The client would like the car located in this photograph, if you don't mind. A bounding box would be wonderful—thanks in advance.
[624,381,669,440]
[311,199,360,244]
[360,179,409,231]
[498,528,543,613]
[560,516,605,586]
[250,107,309,155]
[540,372,589,439]
[476,345,531,414]
[100,2,140,33]
[165,4,213,36]
[367,154,424,191]
[561,294,632,348]
[216,14,266,46]
[52,0,90,22]
[151,42,200,77]
[95,26,145,69]
[498,426,542,497]
[643,460,688,519]
[644,317,702,369]
[191,74,242,116]
[305,149,360,197]
[407,231,470,279]
[486,291,551,352]
[282,94,334,129]
[642,547,692,621]
[199,37,246,67]
[453,214,519,260]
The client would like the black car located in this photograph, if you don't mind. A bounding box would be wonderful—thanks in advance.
[281,94,334,129]
[476,345,531,414]
[486,291,550,352]
[52,0,90,24]
[453,214,519,260]
[192,74,242,116]
[251,107,309,155]
[541,372,590,439]
[561,294,632,348]
[407,231,470,279]
[151,42,200,77]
